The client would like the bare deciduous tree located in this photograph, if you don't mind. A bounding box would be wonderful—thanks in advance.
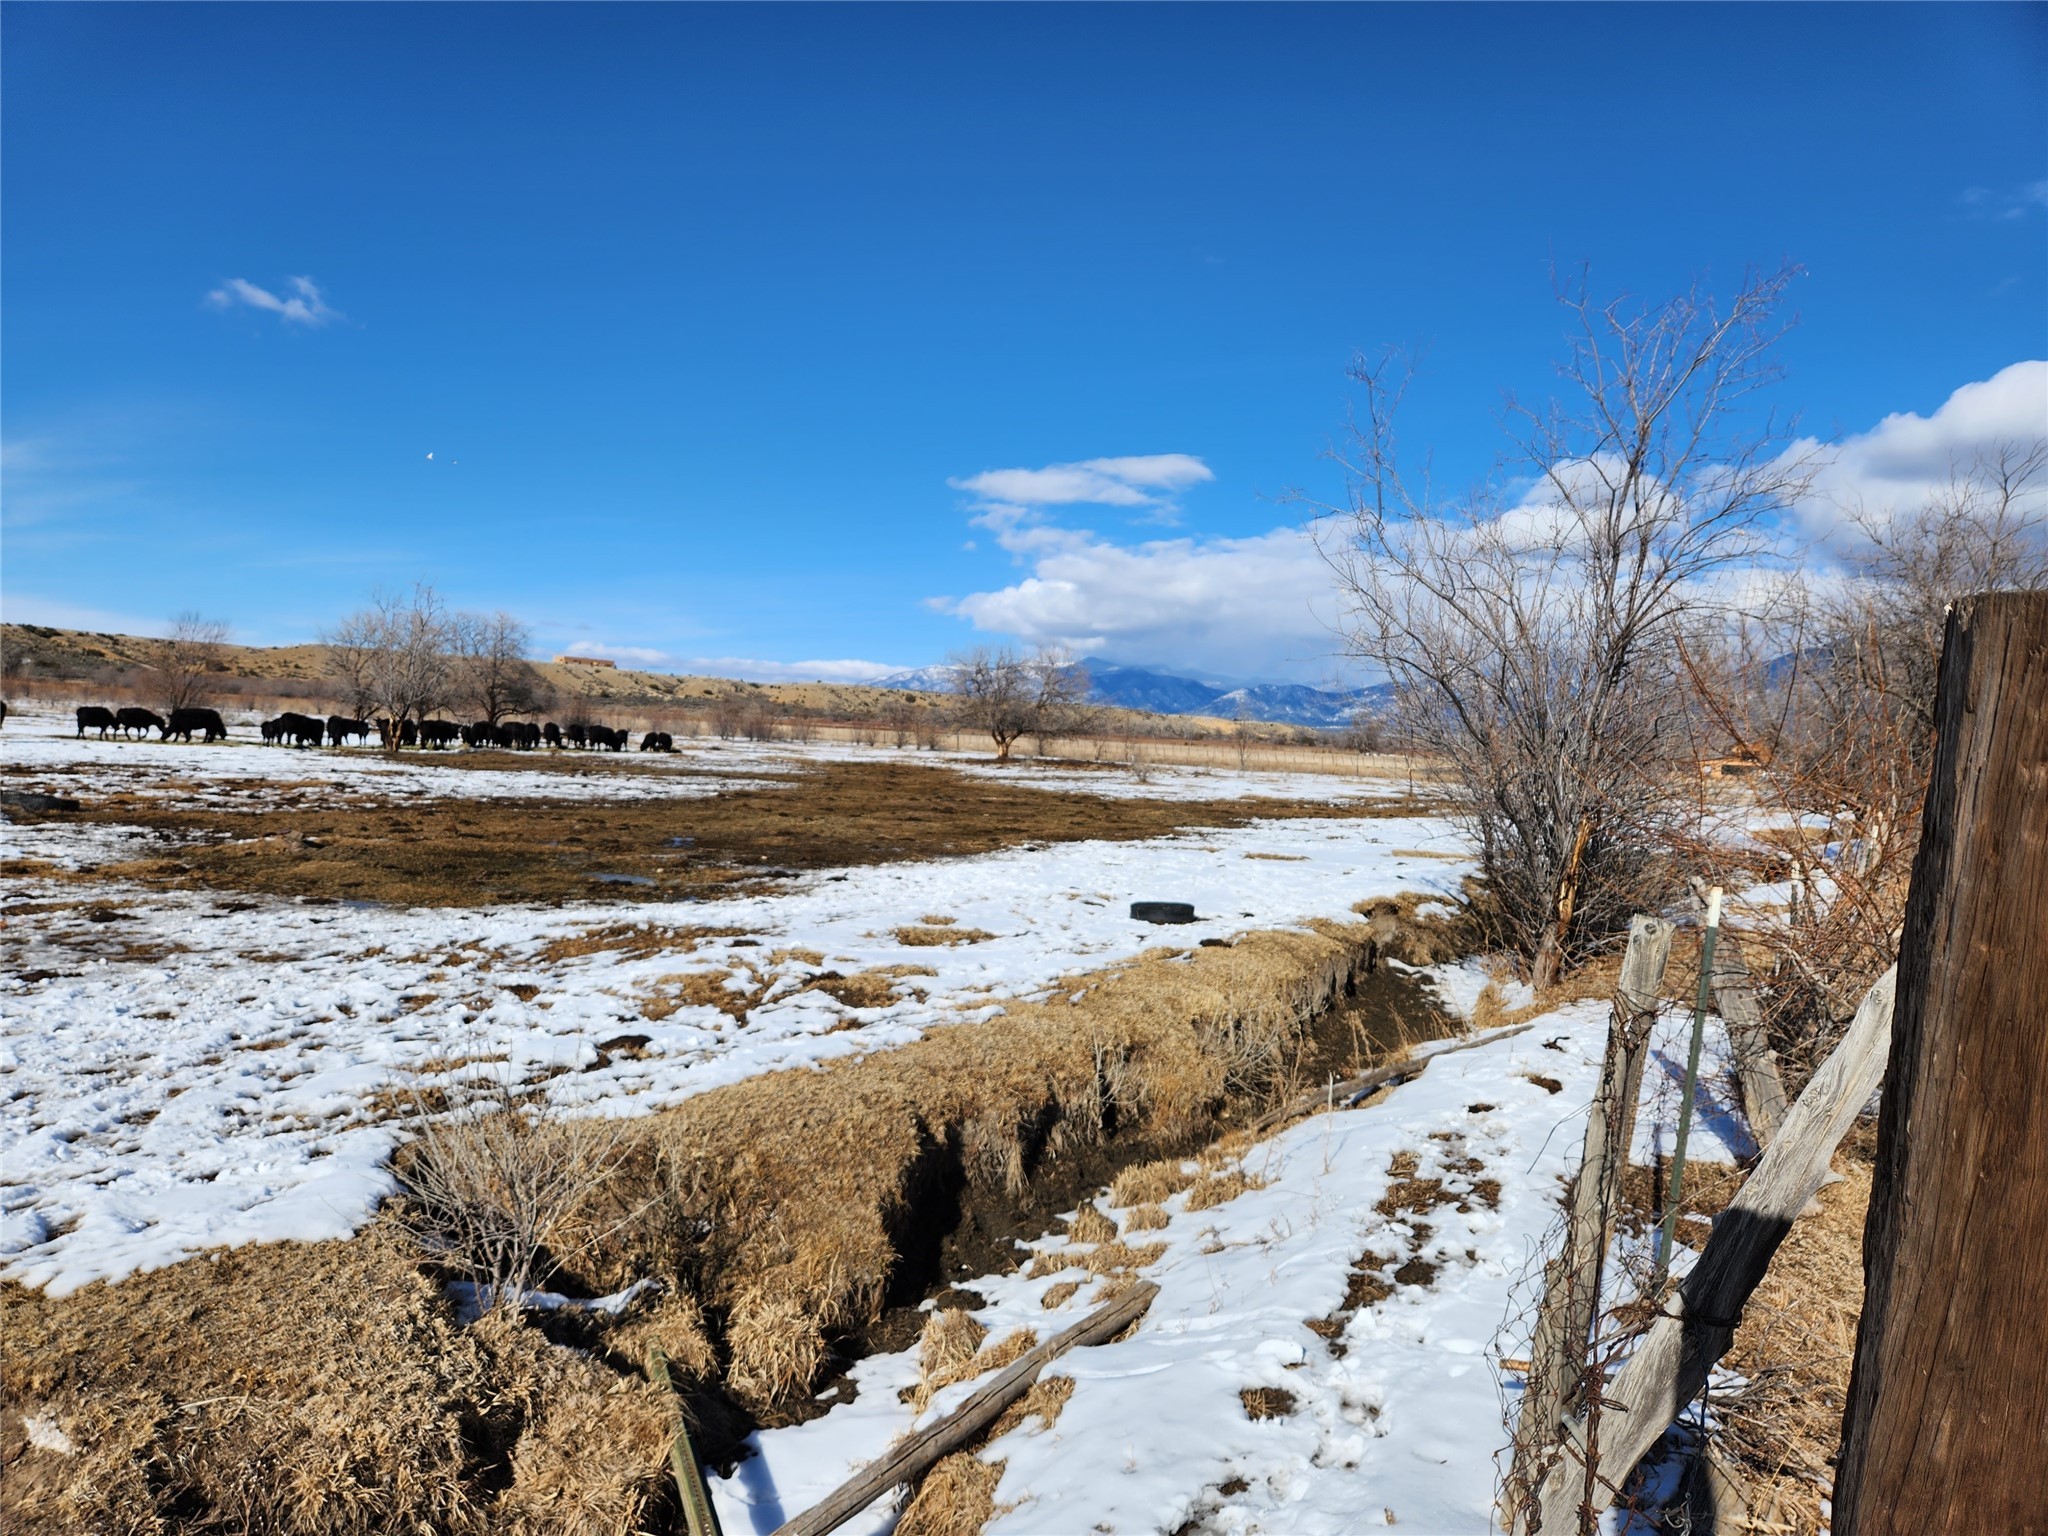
[452,610,550,724]
[324,583,456,748]
[1316,267,1813,986]
[152,611,231,716]
[1678,440,2046,1078]
[949,645,1092,761]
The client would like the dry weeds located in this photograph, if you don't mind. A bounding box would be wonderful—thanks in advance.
[896,1451,1007,1536]
[1716,1157,1873,1532]
[892,924,996,948]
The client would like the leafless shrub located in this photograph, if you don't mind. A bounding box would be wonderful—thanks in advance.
[1316,265,1813,986]
[397,1075,634,1307]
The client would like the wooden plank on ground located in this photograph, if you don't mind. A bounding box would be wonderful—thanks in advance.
[1832,591,2048,1536]
[770,1280,1160,1536]
[1689,878,1789,1148]
[1520,965,1897,1534]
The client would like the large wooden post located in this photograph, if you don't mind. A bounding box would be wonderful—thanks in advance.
[1833,591,2048,1535]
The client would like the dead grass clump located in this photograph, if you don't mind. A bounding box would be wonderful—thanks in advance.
[539,924,748,965]
[1108,1157,1197,1209]
[896,1451,1006,1536]
[1184,1167,1267,1211]
[892,924,996,947]
[1067,1203,1117,1245]
[910,1326,1039,1412]
[910,1310,991,1408]
[809,968,929,1009]
[1715,1158,1873,1532]
[0,1219,670,1535]
[1039,1280,1084,1309]
[1122,1202,1170,1232]
[722,1288,827,1411]
[1081,1241,1167,1277]
[669,968,762,1021]
[769,946,826,967]
[1240,1386,1297,1420]
[990,1372,1074,1437]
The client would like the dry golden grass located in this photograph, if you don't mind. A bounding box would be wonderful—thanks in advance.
[990,1371,1074,1438]
[1717,1157,1873,1533]
[1067,1204,1117,1245]
[892,924,996,948]
[896,1451,1007,1536]
[0,1219,674,1535]
[1038,1280,1083,1310]
[1121,1202,1170,1232]
[25,757,1422,909]
[1080,1241,1168,1277]
[1107,1156,1198,1209]
[1184,1167,1268,1211]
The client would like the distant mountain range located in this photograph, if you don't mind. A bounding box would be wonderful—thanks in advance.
[875,657,1391,729]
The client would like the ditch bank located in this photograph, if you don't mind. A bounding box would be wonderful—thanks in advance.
[1,899,1471,1535]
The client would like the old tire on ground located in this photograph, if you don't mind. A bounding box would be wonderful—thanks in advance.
[1130,901,1196,925]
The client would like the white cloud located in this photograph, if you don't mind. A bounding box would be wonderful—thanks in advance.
[1958,180,2048,222]
[948,454,1213,514]
[204,275,343,327]
[1791,360,2048,551]
[556,642,907,684]
[677,656,910,684]
[947,523,1340,682]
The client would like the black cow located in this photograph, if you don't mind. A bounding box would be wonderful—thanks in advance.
[418,718,461,749]
[640,731,674,752]
[543,721,563,748]
[591,725,628,752]
[327,715,369,747]
[566,723,588,749]
[273,711,323,748]
[260,717,283,744]
[163,708,228,742]
[76,706,117,739]
[115,708,166,739]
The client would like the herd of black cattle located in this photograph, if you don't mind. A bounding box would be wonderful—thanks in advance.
[72,705,678,753]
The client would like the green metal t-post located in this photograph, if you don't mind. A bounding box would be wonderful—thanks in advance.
[1655,886,1721,1289]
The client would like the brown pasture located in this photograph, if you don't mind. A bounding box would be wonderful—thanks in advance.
[8,758,1435,908]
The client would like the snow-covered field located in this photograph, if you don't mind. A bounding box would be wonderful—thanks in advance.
[709,992,1749,1536]
[1,712,1459,1294]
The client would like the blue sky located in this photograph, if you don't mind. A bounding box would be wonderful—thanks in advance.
[4,3,2044,684]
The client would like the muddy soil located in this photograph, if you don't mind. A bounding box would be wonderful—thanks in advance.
[8,759,1435,908]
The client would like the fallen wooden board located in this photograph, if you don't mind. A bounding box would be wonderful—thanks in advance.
[770,1280,1161,1536]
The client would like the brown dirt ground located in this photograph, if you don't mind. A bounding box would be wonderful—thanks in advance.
[4,759,1432,908]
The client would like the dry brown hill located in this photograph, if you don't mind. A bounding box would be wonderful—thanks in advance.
[0,622,950,717]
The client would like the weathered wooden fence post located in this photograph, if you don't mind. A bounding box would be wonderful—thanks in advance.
[1505,915,1673,1521]
[1832,591,2048,1535]
[1688,877,1790,1148]
[1520,965,1899,1535]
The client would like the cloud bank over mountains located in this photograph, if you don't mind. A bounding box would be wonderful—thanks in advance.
[940,363,2046,684]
